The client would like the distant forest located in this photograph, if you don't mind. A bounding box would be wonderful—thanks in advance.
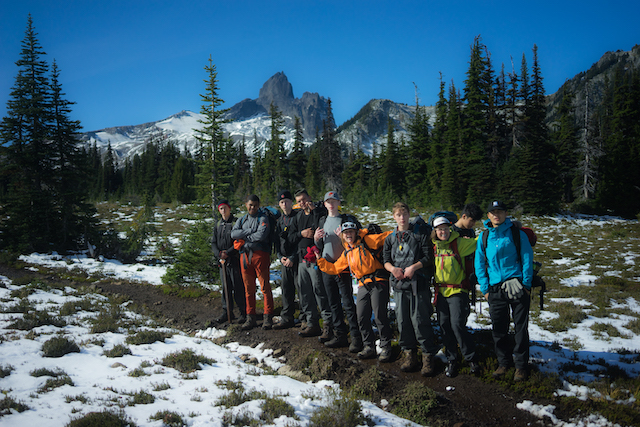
[1,18,640,254]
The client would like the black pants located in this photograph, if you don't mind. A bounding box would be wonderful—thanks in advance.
[321,271,361,341]
[220,256,246,317]
[279,264,298,324]
[488,287,530,369]
[436,292,476,362]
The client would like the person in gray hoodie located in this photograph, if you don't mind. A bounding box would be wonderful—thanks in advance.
[231,195,274,330]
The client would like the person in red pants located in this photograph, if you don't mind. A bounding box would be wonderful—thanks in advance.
[231,194,274,330]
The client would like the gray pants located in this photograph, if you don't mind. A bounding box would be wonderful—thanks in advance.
[436,292,476,362]
[394,284,439,355]
[356,281,392,348]
[297,262,325,327]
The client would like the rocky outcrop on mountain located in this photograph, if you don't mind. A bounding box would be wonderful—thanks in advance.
[336,99,435,156]
[546,45,640,127]
[225,71,328,141]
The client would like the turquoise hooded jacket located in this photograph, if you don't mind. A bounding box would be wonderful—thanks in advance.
[474,217,533,295]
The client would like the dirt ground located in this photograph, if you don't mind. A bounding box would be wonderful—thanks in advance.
[0,262,565,426]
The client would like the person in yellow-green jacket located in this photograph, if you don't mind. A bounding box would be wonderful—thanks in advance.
[432,216,479,377]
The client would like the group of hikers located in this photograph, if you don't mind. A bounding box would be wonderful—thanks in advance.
[211,190,534,382]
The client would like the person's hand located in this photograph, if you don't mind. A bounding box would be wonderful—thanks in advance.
[391,267,405,280]
[301,228,314,239]
[219,250,228,260]
[501,278,524,300]
[314,228,325,241]
[404,264,419,279]
[281,257,293,268]
[484,293,489,300]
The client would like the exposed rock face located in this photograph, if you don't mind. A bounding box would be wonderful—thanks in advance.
[225,72,328,141]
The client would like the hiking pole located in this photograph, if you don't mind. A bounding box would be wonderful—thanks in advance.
[220,259,232,324]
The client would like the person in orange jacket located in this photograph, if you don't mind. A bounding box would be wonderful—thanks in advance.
[315,223,394,362]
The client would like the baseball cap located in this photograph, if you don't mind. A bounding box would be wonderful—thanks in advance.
[340,222,357,233]
[217,199,230,208]
[324,191,340,202]
[487,200,507,212]
[277,190,293,201]
[433,217,451,228]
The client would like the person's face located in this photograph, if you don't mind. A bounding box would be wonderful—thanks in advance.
[393,209,409,228]
[342,229,357,244]
[279,198,292,214]
[459,214,476,230]
[324,198,339,214]
[246,200,260,216]
[435,224,451,241]
[296,194,312,212]
[218,204,230,219]
[487,209,507,227]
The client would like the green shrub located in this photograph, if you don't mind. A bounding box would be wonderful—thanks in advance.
[125,330,171,345]
[260,396,298,423]
[149,410,186,426]
[30,367,67,377]
[0,395,29,413]
[308,394,368,427]
[9,310,66,330]
[60,298,99,316]
[38,375,74,393]
[389,381,438,426]
[160,348,215,373]
[128,367,149,378]
[41,336,81,357]
[128,390,155,405]
[102,344,132,358]
[221,408,260,427]
[349,366,383,399]
[162,221,217,285]
[90,306,123,333]
[66,409,136,427]
[151,381,171,391]
[0,364,14,378]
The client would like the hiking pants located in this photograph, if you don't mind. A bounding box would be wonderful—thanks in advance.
[321,271,360,340]
[436,292,476,362]
[220,256,246,317]
[279,264,297,324]
[394,285,439,355]
[488,286,530,369]
[240,250,274,315]
[356,282,392,349]
[297,262,321,327]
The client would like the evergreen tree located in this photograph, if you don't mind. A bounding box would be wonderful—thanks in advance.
[428,75,448,206]
[551,87,579,203]
[288,116,307,189]
[319,99,342,191]
[192,56,231,217]
[405,84,431,206]
[263,102,287,200]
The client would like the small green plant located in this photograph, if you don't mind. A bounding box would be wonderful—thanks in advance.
[151,381,171,391]
[349,366,383,399]
[125,329,171,345]
[9,310,66,330]
[128,390,155,405]
[41,336,81,357]
[149,410,186,426]
[66,408,136,426]
[308,393,369,427]
[0,394,29,414]
[128,367,149,378]
[0,364,14,378]
[2,298,33,313]
[60,298,99,316]
[102,344,132,358]
[160,348,215,373]
[38,375,74,393]
[30,367,68,377]
[389,381,438,426]
[65,394,91,404]
[260,396,299,423]
[221,408,261,427]
[90,306,123,333]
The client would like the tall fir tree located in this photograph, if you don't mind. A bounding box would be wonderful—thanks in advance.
[193,56,231,218]
[405,84,431,206]
[319,99,342,192]
[551,87,579,204]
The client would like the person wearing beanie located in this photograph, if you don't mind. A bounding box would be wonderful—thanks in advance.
[475,200,533,382]
[211,199,246,325]
[272,190,299,330]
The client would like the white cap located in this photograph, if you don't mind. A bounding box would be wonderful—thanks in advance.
[340,222,358,233]
[433,217,451,228]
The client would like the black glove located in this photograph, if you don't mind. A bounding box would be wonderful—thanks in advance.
[367,223,382,234]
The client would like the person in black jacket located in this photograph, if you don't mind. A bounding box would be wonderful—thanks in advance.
[211,200,246,324]
[313,191,363,351]
[272,190,299,330]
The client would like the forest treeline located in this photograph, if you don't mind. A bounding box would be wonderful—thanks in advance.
[1,18,640,255]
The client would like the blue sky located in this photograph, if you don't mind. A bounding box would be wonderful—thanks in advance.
[1,0,639,132]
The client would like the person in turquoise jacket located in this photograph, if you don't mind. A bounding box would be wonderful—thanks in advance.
[475,200,533,382]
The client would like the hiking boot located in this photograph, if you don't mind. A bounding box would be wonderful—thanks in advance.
[378,346,393,363]
[215,312,231,324]
[468,361,480,375]
[318,326,333,343]
[235,315,247,325]
[514,368,528,382]
[357,345,377,359]
[349,338,363,354]
[421,353,435,377]
[241,315,257,331]
[262,314,273,330]
[298,324,321,337]
[492,366,509,379]
[324,335,349,348]
[272,319,294,330]
[400,349,420,372]
[445,361,458,378]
